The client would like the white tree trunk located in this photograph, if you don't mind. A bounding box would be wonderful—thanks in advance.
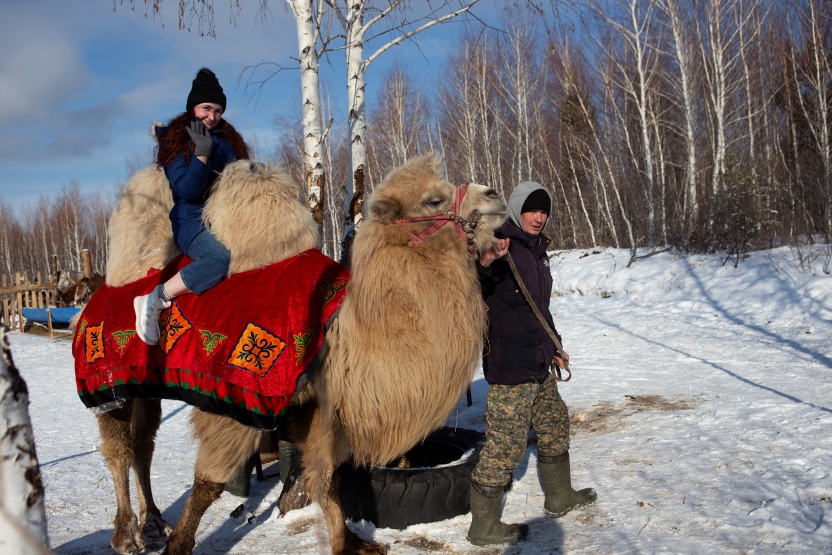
[328,0,479,261]
[661,0,699,226]
[0,330,50,554]
[345,9,367,235]
[792,0,832,233]
[592,0,659,245]
[496,13,544,183]
[566,142,597,246]
[629,0,657,246]
[697,0,743,199]
[287,0,327,229]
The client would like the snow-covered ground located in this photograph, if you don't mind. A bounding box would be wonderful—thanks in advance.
[7,244,832,554]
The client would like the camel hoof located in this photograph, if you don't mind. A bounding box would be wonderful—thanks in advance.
[338,529,387,555]
[110,513,146,554]
[142,514,173,540]
[163,531,196,555]
[110,521,146,554]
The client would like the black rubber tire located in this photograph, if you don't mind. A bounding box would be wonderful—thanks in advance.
[337,427,485,530]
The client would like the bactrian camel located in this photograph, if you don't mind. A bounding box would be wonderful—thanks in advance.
[81,154,507,555]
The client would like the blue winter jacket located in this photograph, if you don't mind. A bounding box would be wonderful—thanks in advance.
[158,126,237,252]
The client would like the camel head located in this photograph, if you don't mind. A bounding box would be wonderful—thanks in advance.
[368,153,507,255]
[202,160,321,275]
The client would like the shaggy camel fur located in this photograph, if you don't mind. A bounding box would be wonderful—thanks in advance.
[93,154,506,555]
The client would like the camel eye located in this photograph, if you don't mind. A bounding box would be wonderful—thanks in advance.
[426,199,443,209]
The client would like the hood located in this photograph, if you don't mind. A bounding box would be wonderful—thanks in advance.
[151,121,165,143]
[507,181,552,230]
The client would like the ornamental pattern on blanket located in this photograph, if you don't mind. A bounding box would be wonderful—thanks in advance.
[73,249,349,430]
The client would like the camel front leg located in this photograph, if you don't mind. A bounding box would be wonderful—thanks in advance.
[97,403,145,554]
[130,399,172,541]
[294,404,386,555]
[164,473,225,555]
[165,411,260,555]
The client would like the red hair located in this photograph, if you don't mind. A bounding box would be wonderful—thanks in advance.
[155,111,250,168]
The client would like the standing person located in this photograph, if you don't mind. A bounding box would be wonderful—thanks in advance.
[133,68,250,345]
[467,181,597,546]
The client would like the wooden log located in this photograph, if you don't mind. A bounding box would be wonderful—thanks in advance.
[0,283,56,295]
[81,249,92,279]
[47,308,53,341]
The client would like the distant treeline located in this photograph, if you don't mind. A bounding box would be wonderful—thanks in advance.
[278,0,831,259]
[3,0,829,275]
[0,182,113,279]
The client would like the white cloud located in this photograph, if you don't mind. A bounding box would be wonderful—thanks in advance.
[0,3,121,164]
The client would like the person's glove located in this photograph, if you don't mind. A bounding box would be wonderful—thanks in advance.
[186,119,213,158]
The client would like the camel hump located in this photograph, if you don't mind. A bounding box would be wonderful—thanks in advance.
[204,160,321,275]
[106,167,180,287]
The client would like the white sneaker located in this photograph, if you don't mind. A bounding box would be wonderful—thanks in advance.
[133,284,172,345]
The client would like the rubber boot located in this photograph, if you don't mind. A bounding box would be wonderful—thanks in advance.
[278,441,296,483]
[539,452,597,517]
[224,452,259,497]
[467,482,530,546]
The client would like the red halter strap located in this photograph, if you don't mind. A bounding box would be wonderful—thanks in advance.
[395,184,471,246]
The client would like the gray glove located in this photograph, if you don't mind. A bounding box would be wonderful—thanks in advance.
[186,119,213,158]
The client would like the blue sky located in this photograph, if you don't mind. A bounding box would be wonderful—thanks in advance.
[0,0,504,213]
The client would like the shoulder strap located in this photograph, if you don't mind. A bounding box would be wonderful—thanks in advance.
[505,252,571,382]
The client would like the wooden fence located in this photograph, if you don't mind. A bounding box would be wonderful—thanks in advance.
[0,272,57,332]
[0,251,93,332]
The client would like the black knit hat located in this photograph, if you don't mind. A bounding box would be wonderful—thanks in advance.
[186,68,227,113]
[521,188,551,215]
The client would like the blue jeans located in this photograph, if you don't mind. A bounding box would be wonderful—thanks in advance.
[180,229,231,294]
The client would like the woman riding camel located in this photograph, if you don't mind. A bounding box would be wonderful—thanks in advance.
[134,67,250,345]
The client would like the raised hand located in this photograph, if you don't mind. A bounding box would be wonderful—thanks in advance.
[186,119,212,158]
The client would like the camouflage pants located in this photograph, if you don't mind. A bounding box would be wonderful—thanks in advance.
[470,372,570,488]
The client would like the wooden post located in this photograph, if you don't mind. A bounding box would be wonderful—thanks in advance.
[36,272,42,308]
[50,254,58,307]
[16,273,23,332]
[47,308,53,341]
[1,274,8,329]
[81,249,92,279]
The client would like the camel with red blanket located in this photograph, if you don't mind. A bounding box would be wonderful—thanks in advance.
[74,154,506,555]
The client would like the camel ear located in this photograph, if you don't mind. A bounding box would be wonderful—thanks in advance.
[370,196,402,222]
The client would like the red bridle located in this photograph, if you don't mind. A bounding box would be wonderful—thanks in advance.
[395,184,473,247]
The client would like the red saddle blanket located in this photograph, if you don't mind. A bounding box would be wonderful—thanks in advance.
[73,249,349,430]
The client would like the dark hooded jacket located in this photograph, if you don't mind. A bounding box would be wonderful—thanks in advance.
[478,182,561,385]
[155,124,238,253]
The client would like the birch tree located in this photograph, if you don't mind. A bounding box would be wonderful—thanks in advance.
[0,331,50,555]
[789,0,832,235]
[56,183,86,273]
[436,33,502,194]
[324,0,480,263]
[367,63,431,187]
[590,0,661,246]
[495,11,547,184]
[285,0,330,227]
[657,0,700,228]
[695,0,753,201]
[549,38,600,246]
[0,201,17,275]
